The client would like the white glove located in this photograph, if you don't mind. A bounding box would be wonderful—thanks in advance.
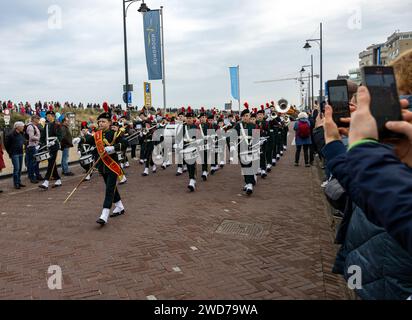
[35,145,40,150]
[77,151,81,156]
[230,146,236,153]
[73,137,81,145]
[48,141,55,147]
[104,146,115,154]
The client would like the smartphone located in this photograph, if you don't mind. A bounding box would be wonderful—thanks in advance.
[361,66,403,141]
[326,80,350,127]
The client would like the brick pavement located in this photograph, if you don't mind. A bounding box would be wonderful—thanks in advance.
[0,133,351,300]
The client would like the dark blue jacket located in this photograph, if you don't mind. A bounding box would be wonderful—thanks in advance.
[5,130,26,157]
[324,141,412,255]
[322,140,412,300]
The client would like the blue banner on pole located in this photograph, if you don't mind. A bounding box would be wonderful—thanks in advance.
[229,66,239,101]
[143,10,163,80]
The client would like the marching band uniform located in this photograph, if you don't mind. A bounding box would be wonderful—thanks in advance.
[199,109,209,181]
[183,109,199,191]
[140,117,158,176]
[77,121,94,181]
[39,111,63,190]
[256,108,269,178]
[81,109,128,225]
[233,106,257,195]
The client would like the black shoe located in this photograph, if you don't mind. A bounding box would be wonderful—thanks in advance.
[161,165,167,170]
[0,190,3,193]
[305,164,311,167]
[267,167,272,173]
[246,188,253,196]
[19,183,26,188]
[188,185,195,192]
[38,185,48,190]
[261,173,267,179]
[110,210,125,218]
[30,179,39,184]
[210,169,216,175]
[14,185,21,190]
[64,172,75,176]
[96,219,106,225]
[52,183,62,188]
[176,172,182,176]
[294,163,299,166]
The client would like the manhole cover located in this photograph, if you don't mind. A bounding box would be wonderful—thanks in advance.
[215,220,270,240]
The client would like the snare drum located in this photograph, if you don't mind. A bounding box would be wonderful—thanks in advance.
[180,147,199,162]
[239,149,260,163]
[35,150,51,162]
[79,154,93,166]
[116,152,124,161]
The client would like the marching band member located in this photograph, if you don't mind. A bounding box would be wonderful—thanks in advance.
[39,110,63,190]
[175,108,188,176]
[256,107,269,178]
[182,108,199,191]
[140,116,158,176]
[232,104,257,195]
[76,121,94,181]
[198,108,210,181]
[80,103,128,225]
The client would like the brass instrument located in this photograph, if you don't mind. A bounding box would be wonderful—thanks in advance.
[275,98,291,114]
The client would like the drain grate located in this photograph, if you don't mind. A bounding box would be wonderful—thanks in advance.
[215,220,270,240]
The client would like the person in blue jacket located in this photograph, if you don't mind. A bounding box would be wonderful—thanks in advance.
[322,86,412,299]
[293,112,312,167]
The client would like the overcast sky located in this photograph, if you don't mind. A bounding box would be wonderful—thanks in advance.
[0,0,411,109]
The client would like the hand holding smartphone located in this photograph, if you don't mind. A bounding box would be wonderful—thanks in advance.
[361,66,403,141]
[326,80,351,128]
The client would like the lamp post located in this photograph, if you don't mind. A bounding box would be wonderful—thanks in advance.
[300,54,314,110]
[122,0,150,110]
[304,22,323,107]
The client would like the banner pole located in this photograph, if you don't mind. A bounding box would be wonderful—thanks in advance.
[237,65,241,113]
[160,6,167,114]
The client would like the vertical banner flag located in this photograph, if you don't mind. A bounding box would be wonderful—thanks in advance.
[143,10,163,80]
[229,66,239,101]
[144,82,152,107]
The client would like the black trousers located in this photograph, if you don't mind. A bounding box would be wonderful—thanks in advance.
[265,135,275,164]
[45,149,60,180]
[260,142,267,170]
[187,162,196,179]
[102,170,121,209]
[144,142,154,168]
[140,142,146,160]
[201,146,209,172]
[295,145,309,164]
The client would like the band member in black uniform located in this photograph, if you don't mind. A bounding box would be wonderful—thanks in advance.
[198,108,210,181]
[182,108,199,191]
[77,121,94,181]
[80,105,128,225]
[175,109,187,176]
[140,116,158,176]
[256,107,269,178]
[138,112,147,164]
[212,117,226,173]
[39,111,63,190]
[232,105,258,195]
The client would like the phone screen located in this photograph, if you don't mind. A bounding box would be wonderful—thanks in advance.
[363,68,402,140]
[327,81,350,127]
[328,84,350,127]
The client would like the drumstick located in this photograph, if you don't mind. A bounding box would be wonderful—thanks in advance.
[63,158,101,204]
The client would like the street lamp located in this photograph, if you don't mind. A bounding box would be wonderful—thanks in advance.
[301,55,314,110]
[303,22,323,108]
[122,0,151,110]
